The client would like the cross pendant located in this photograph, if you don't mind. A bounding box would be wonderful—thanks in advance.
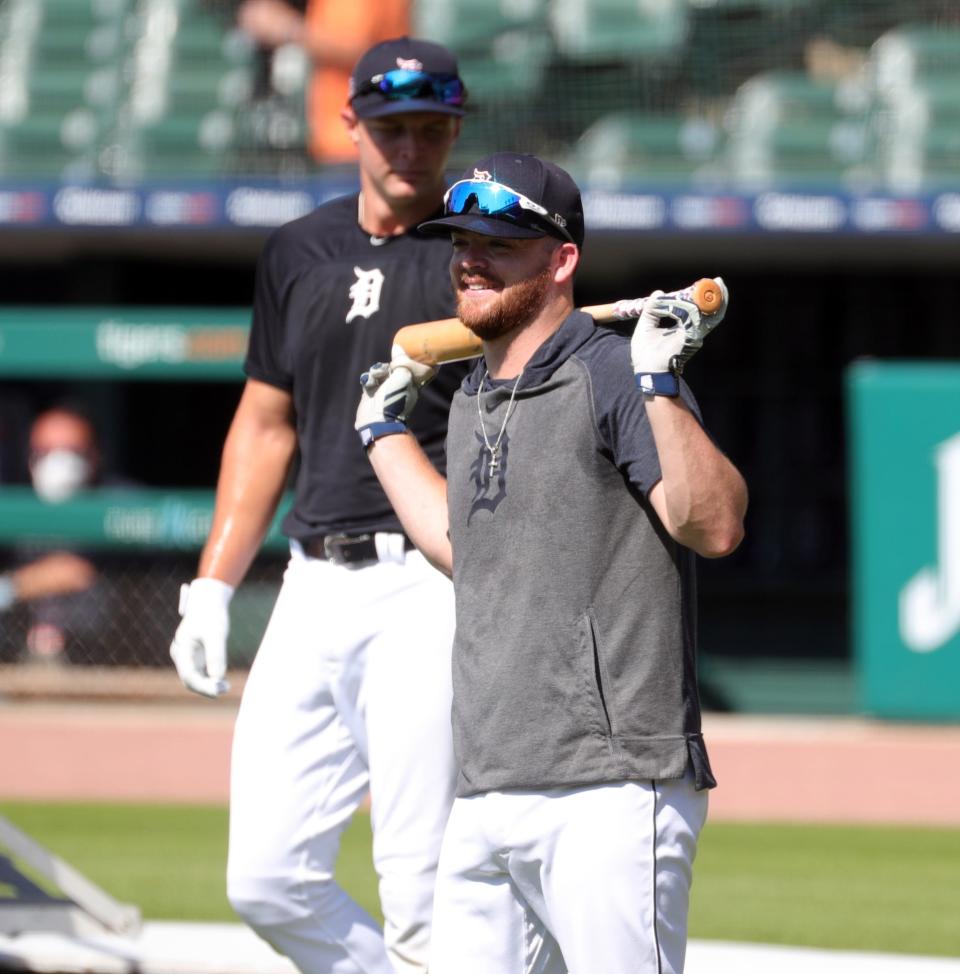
[488,452,500,477]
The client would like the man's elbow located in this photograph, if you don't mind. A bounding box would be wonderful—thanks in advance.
[425,552,453,578]
[695,519,745,559]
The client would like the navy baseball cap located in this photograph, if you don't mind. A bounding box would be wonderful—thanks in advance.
[419,152,585,248]
[349,37,467,119]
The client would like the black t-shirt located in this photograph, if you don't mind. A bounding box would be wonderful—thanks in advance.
[244,193,465,541]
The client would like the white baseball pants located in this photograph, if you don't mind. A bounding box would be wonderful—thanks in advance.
[430,775,708,974]
[226,539,457,974]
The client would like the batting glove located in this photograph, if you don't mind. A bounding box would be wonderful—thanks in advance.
[631,277,728,397]
[169,577,234,698]
[355,345,435,448]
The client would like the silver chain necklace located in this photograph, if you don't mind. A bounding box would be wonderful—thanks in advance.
[477,369,523,478]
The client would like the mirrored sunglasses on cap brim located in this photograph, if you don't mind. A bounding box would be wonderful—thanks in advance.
[353,70,465,106]
[444,179,575,243]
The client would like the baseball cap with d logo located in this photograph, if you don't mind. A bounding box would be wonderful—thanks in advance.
[349,37,467,119]
[419,152,585,248]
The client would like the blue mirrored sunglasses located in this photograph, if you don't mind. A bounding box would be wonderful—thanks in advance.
[354,69,465,106]
[444,179,575,243]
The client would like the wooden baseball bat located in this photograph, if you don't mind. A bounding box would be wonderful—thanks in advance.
[394,277,725,366]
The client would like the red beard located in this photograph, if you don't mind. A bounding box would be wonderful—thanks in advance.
[456,265,554,341]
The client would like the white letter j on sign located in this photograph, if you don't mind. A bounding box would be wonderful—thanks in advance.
[899,431,960,652]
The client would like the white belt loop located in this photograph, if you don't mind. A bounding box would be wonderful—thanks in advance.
[375,532,407,564]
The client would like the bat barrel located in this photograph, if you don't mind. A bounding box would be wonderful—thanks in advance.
[394,318,482,366]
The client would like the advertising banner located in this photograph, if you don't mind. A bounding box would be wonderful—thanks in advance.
[848,362,960,719]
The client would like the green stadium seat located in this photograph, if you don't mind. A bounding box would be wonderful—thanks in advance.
[448,33,554,164]
[0,111,101,179]
[414,0,553,162]
[74,0,258,178]
[163,64,255,116]
[731,71,861,126]
[549,0,688,62]
[873,85,960,192]
[107,111,239,180]
[562,111,722,189]
[171,20,251,65]
[458,31,553,103]
[871,25,960,91]
[723,67,872,189]
[29,24,125,66]
[414,0,551,107]
[414,0,549,51]
[121,60,255,129]
[25,64,123,116]
[866,26,960,192]
[727,117,869,189]
[39,0,130,28]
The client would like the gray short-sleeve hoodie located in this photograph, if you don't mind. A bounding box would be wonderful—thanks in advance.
[445,309,716,798]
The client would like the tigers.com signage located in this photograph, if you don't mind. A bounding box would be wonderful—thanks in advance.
[848,362,960,719]
[0,309,250,379]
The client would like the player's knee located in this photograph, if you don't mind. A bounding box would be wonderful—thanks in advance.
[228,870,291,930]
[227,868,343,931]
[227,868,303,930]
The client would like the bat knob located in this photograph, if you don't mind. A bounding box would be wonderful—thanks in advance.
[691,278,724,315]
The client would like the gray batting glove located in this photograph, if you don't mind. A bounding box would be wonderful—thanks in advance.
[355,345,436,448]
[631,277,728,395]
[170,577,234,698]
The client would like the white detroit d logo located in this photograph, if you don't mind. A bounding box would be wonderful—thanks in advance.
[346,266,385,323]
[899,431,960,652]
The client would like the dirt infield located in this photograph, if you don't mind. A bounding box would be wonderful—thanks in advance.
[2,667,959,824]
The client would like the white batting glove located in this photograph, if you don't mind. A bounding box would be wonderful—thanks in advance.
[355,344,436,448]
[169,578,234,698]
[631,277,728,396]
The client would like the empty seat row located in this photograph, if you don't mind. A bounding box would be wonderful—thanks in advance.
[0,0,255,180]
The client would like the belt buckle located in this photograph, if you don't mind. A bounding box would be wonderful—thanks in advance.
[322,533,373,564]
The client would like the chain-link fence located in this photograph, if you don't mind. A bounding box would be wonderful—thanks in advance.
[1,546,285,671]
[0,475,294,679]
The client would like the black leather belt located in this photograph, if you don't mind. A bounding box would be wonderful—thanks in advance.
[303,533,413,567]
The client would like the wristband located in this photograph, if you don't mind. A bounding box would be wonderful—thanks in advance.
[635,372,679,397]
[359,421,408,448]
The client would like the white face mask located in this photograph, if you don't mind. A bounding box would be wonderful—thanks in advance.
[31,450,92,503]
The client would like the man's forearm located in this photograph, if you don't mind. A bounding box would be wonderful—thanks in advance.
[198,491,282,586]
[199,416,296,585]
[646,396,747,558]
[367,433,452,576]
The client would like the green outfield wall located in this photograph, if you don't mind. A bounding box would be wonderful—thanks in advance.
[848,362,960,720]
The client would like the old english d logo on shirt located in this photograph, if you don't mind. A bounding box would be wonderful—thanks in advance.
[468,430,509,521]
[346,266,385,323]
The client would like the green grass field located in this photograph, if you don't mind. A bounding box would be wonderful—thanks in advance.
[2,801,959,958]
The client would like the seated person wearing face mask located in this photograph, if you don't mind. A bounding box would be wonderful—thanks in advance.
[2,405,130,664]
[28,406,103,504]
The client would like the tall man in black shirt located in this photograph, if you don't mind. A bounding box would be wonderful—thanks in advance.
[169,37,467,974]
